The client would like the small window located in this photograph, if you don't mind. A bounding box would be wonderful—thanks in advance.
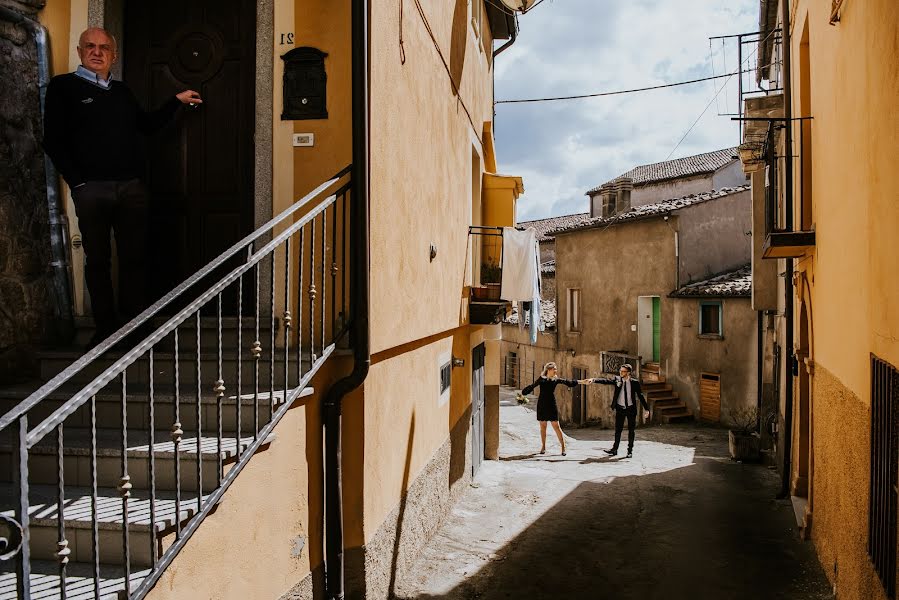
[568,289,582,332]
[699,302,723,337]
[440,361,452,395]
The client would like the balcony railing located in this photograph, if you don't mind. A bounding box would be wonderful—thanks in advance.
[600,351,643,381]
[0,167,353,599]
[468,226,511,325]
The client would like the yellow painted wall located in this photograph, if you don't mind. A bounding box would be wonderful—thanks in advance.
[784,0,899,597]
[37,1,71,77]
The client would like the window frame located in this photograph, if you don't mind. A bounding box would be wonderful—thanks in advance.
[698,301,723,338]
[567,288,582,333]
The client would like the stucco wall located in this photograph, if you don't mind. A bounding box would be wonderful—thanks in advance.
[630,174,713,207]
[749,169,778,311]
[556,219,676,363]
[677,189,751,285]
[711,159,750,191]
[669,297,757,425]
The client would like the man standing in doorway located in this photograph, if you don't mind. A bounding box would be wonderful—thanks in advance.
[43,27,202,348]
[587,364,650,458]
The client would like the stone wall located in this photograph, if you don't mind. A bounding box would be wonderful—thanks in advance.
[0,0,53,383]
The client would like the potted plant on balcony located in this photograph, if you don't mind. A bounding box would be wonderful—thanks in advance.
[727,405,761,462]
[479,260,502,300]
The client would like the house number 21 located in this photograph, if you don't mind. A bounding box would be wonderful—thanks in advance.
[280,33,295,45]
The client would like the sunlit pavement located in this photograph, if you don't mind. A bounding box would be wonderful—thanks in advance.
[394,387,833,600]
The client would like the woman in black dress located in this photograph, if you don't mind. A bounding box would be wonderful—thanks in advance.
[521,362,587,455]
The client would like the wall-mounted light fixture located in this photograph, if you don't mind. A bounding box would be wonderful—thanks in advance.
[452,356,465,368]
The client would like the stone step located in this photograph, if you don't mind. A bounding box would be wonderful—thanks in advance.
[643,383,672,393]
[0,484,210,568]
[648,393,680,403]
[0,386,312,437]
[0,559,149,600]
[37,349,314,385]
[662,409,695,424]
[0,427,273,493]
[657,402,689,414]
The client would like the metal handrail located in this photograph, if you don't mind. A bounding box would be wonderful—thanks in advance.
[0,166,350,432]
[2,167,353,600]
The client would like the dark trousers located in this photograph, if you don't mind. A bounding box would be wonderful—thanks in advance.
[612,405,638,452]
[71,179,149,336]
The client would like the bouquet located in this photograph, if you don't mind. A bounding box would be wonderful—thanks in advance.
[516,392,529,405]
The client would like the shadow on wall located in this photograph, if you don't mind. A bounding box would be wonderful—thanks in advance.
[388,412,416,598]
[399,445,831,600]
[448,403,471,490]
[449,0,468,95]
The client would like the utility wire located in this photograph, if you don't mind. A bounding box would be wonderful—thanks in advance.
[495,68,761,104]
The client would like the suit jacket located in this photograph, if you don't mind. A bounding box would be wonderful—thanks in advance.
[592,376,649,411]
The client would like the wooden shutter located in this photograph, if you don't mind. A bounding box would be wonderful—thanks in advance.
[700,373,721,423]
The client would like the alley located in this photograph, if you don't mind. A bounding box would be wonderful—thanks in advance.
[395,387,833,600]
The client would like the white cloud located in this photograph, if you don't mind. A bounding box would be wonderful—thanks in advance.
[494,0,758,221]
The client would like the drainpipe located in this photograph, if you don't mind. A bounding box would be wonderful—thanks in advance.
[757,311,763,416]
[0,6,75,342]
[493,15,517,57]
[323,0,369,598]
[777,0,795,500]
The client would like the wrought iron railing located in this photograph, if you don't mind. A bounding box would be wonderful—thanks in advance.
[600,351,642,381]
[0,166,352,599]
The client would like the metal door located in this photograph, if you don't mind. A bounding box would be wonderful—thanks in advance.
[471,343,486,476]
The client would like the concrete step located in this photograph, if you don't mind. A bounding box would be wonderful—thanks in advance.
[0,484,210,568]
[653,399,685,411]
[662,409,695,424]
[0,559,149,600]
[37,349,313,385]
[0,385,312,437]
[0,427,273,493]
[648,393,680,403]
[656,402,689,414]
[643,383,673,393]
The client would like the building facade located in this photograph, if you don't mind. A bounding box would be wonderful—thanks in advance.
[0,1,523,599]
[738,0,899,598]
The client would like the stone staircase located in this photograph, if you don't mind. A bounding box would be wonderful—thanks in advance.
[0,318,314,600]
[642,362,694,424]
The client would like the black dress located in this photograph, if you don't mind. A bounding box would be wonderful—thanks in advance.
[522,377,578,422]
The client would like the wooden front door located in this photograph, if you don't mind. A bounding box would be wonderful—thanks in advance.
[700,372,721,423]
[572,367,587,425]
[124,0,256,303]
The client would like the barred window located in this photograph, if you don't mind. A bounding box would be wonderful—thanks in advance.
[869,354,899,598]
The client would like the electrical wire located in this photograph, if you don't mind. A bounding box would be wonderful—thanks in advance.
[495,68,761,104]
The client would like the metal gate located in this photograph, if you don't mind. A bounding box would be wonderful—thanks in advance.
[471,344,486,476]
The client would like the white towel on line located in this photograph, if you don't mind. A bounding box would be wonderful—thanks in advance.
[500,227,540,302]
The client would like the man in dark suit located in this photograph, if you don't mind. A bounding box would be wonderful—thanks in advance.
[588,364,650,458]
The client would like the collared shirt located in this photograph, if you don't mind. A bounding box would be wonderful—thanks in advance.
[618,377,632,408]
[74,65,112,90]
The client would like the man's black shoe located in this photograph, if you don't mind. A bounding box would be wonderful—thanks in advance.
[626,451,633,458]
[604,449,617,456]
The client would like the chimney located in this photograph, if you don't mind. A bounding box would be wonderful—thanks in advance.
[615,177,633,213]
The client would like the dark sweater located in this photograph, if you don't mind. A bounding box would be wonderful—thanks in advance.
[43,73,181,187]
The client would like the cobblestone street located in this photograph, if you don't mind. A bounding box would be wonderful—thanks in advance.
[395,387,833,600]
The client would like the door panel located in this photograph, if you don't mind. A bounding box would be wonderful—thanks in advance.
[124,0,255,307]
[700,372,721,423]
[652,297,661,362]
[572,367,587,425]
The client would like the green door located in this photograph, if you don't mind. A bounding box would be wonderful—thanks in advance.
[652,297,661,362]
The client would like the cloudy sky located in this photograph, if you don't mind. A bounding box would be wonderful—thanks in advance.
[493,0,758,221]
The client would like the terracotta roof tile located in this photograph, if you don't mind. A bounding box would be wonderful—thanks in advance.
[551,185,750,236]
[517,213,590,242]
[671,265,752,298]
[505,299,556,329]
[588,147,739,194]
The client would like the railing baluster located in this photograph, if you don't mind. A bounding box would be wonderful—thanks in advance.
[14,415,30,600]
[298,228,305,386]
[215,293,224,487]
[89,397,99,598]
[284,237,292,400]
[120,371,131,596]
[322,211,327,356]
[149,349,157,567]
[196,310,203,513]
[342,190,348,333]
[237,271,244,459]
[309,216,317,364]
[173,329,182,539]
[331,202,337,340]
[270,252,276,419]
[56,423,69,599]
[253,242,261,439]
